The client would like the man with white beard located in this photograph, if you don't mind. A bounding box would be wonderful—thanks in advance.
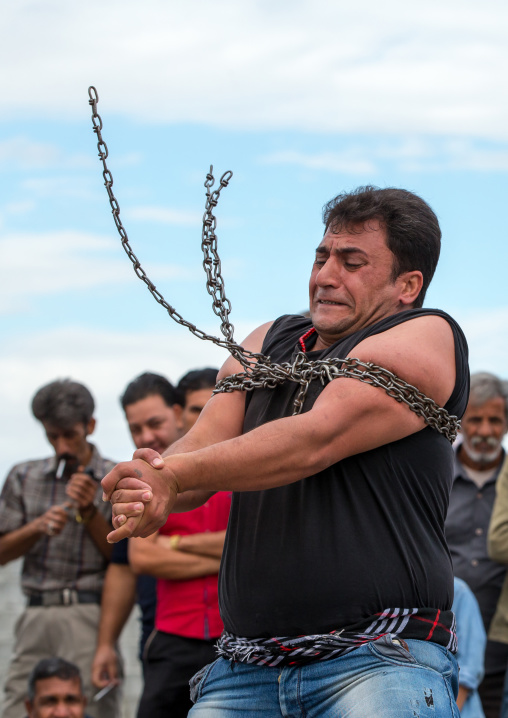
[446,371,508,718]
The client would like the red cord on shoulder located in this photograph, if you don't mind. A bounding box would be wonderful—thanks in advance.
[298,327,316,353]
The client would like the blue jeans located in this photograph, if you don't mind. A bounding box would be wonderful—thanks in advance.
[189,635,460,717]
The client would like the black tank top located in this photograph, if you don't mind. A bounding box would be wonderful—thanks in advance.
[219,308,470,638]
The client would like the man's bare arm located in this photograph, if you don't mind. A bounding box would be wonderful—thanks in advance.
[129,533,221,579]
[104,315,456,540]
[91,563,137,688]
[67,472,113,560]
[168,530,226,559]
[0,506,69,565]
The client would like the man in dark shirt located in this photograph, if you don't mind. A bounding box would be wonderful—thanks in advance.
[102,187,469,716]
[446,371,508,718]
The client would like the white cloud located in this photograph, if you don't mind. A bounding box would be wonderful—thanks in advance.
[0,0,507,138]
[453,307,508,376]
[21,177,100,200]
[0,137,142,173]
[0,230,192,314]
[3,200,37,215]
[260,150,376,174]
[261,137,508,174]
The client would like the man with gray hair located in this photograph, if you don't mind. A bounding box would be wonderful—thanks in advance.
[446,371,508,718]
[0,379,118,718]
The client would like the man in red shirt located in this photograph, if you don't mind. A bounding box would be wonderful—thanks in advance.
[128,369,231,718]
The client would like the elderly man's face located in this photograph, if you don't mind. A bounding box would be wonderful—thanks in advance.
[25,676,86,718]
[460,396,508,469]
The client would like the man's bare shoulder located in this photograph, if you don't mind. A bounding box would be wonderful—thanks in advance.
[218,320,275,381]
[350,314,456,407]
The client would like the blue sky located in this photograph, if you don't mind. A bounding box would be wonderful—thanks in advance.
[1,0,508,481]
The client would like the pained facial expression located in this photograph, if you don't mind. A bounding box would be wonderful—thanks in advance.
[125,394,183,453]
[25,676,86,718]
[43,420,95,467]
[181,388,213,434]
[460,396,508,468]
[309,220,413,349]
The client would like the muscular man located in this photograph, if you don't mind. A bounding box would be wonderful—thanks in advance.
[129,368,230,718]
[0,380,117,718]
[445,372,508,718]
[25,657,90,718]
[103,186,470,716]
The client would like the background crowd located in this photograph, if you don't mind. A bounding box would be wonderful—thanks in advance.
[2,366,508,718]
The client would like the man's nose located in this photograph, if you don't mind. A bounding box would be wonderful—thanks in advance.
[52,703,72,717]
[478,418,494,436]
[55,437,71,456]
[315,258,341,287]
[140,428,156,446]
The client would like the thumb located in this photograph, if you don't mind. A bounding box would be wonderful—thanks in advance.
[132,447,165,468]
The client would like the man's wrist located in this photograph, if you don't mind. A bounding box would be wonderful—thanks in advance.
[76,503,98,524]
[168,534,181,550]
[163,453,195,494]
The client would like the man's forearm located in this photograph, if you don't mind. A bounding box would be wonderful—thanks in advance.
[0,521,44,565]
[166,382,422,497]
[129,537,221,579]
[456,684,470,710]
[104,365,426,542]
[177,530,226,559]
[97,564,137,645]
[84,510,113,560]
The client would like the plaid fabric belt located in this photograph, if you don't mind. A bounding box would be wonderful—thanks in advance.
[27,589,101,607]
[217,608,457,668]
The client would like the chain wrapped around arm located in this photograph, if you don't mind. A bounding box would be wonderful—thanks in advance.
[87,86,460,443]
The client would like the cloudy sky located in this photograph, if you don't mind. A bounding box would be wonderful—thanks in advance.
[1,0,508,482]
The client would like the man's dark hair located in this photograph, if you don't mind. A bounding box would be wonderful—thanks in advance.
[27,657,82,702]
[31,380,94,428]
[469,372,508,418]
[177,368,218,404]
[322,186,441,308]
[120,372,180,410]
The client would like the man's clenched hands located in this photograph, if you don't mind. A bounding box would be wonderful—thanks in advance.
[101,450,175,542]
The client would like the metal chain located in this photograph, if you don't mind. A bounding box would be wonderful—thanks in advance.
[87,86,264,373]
[215,356,460,442]
[87,86,459,443]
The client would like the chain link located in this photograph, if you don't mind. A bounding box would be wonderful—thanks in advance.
[87,86,459,443]
[215,356,460,442]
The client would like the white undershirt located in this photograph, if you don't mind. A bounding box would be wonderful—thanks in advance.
[462,464,498,488]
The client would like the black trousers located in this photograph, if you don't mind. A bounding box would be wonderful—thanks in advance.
[137,631,217,718]
[479,671,504,718]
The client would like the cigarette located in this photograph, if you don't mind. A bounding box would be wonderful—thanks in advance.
[55,459,66,480]
[92,683,116,702]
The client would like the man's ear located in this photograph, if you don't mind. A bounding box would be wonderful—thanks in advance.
[398,270,424,306]
[86,417,96,437]
[24,698,33,717]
